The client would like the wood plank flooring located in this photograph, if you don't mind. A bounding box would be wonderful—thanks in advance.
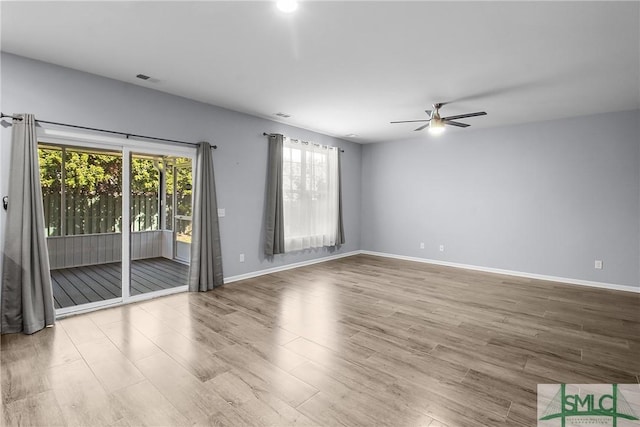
[2,254,639,426]
[50,258,189,308]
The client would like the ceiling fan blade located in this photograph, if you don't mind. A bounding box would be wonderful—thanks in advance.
[441,111,487,121]
[444,120,470,128]
[390,119,431,124]
[414,123,430,131]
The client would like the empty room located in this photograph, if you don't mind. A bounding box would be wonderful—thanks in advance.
[1,1,639,426]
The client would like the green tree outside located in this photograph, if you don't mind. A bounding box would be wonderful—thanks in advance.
[38,146,192,236]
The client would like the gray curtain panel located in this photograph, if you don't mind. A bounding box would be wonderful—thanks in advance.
[1,114,55,334]
[264,134,285,255]
[336,150,345,245]
[188,141,224,292]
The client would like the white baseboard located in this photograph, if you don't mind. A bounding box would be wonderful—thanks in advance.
[56,249,637,320]
[223,249,639,293]
[224,250,362,284]
[360,250,640,294]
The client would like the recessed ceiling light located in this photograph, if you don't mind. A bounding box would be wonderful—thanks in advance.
[277,0,298,13]
[136,74,151,80]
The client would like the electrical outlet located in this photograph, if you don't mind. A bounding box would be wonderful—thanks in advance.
[439,244,445,252]
[420,242,425,249]
[594,260,603,270]
[218,208,225,217]
[239,253,245,263]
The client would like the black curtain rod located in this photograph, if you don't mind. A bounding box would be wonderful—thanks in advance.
[262,132,344,152]
[1,113,22,121]
[1,113,216,149]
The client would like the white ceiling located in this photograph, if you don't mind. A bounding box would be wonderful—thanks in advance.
[1,1,639,143]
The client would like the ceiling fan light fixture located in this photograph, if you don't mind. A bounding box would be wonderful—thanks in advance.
[277,0,298,13]
[391,103,486,135]
[428,118,445,135]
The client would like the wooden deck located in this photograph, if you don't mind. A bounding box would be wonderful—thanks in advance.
[50,257,189,309]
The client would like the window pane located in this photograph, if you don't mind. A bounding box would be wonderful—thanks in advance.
[282,141,339,252]
[64,147,123,235]
[39,146,62,237]
[176,218,192,244]
[175,164,192,217]
[165,162,173,231]
[131,157,159,231]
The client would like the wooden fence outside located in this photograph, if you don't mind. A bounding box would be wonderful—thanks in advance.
[42,193,159,236]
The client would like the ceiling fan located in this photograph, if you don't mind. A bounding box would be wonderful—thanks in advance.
[391,103,487,134]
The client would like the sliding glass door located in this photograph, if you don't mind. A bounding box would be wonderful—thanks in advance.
[39,144,123,312]
[129,153,192,297]
[39,135,195,314]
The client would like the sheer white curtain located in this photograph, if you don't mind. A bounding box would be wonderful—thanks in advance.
[282,137,339,252]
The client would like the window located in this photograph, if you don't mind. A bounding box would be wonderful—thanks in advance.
[39,144,123,236]
[38,144,166,236]
[282,137,340,251]
[172,158,193,247]
[130,155,160,232]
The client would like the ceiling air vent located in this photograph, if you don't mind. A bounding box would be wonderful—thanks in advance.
[275,112,291,118]
[136,74,151,80]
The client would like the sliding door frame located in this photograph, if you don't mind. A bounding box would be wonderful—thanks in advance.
[39,128,197,316]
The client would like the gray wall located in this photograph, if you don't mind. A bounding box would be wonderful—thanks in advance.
[1,52,638,289]
[361,110,640,288]
[0,53,362,280]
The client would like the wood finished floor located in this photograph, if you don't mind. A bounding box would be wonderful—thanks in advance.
[1,254,639,426]
[51,258,189,309]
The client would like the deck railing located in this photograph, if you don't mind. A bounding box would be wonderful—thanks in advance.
[46,230,173,270]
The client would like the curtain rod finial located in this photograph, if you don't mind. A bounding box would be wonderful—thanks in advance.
[1,112,23,121]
